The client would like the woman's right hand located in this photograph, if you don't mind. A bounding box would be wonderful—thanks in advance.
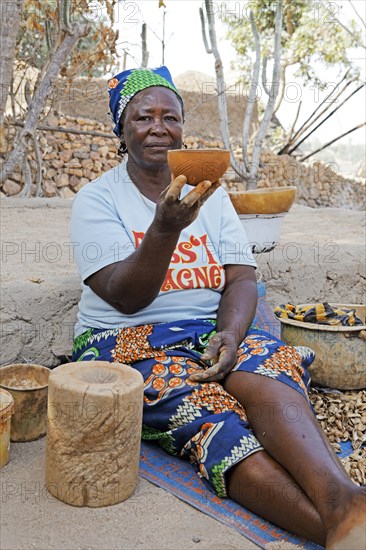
[153,175,221,234]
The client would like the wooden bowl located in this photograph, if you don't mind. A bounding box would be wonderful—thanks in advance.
[279,304,366,390]
[229,186,297,214]
[167,149,230,186]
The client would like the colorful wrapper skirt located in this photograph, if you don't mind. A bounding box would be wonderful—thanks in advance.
[72,319,314,497]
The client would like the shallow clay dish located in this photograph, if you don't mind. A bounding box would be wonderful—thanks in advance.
[229,186,297,215]
[167,149,230,186]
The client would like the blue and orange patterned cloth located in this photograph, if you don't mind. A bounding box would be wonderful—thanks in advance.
[72,318,314,497]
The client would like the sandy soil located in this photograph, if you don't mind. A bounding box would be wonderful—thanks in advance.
[1,197,365,550]
[1,197,365,368]
[0,198,258,550]
[1,198,364,287]
[1,438,259,550]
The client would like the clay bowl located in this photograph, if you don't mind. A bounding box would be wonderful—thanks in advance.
[279,304,366,390]
[167,149,230,186]
[229,186,297,215]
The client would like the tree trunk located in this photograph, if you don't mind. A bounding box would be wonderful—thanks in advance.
[201,0,246,179]
[242,10,261,173]
[273,62,287,115]
[0,0,25,126]
[248,0,283,190]
[141,23,149,68]
[0,23,87,185]
[201,0,283,188]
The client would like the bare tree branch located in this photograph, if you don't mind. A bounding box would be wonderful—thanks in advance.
[261,56,270,95]
[292,80,353,144]
[348,0,366,29]
[287,99,302,142]
[141,23,149,68]
[293,69,351,140]
[273,63,287,114]
[201,0,245,177]
[278,69,353,154]
[299,121,366,161]
[242,10,261,173]
[199,7,212,54]
[248,0,283,189]
[9,120,115,138]
[262,58,288,116]
[0,0,25,125]
[288,82,365,155]
[201,0,284,188]
[33,133,43,197]
[1,22,88,184]
[19,153,32,197]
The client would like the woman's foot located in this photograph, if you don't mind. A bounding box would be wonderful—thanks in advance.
[326,490,366,549]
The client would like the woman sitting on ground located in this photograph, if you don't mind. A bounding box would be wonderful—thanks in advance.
[70,66,365,549]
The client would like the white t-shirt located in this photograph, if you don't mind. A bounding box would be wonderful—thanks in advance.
[70,161,256,336]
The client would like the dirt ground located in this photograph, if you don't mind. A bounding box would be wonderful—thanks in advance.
[1,438,260,550]
[1,198,364,288]
[1,196,365,368]
[0,197,365,550]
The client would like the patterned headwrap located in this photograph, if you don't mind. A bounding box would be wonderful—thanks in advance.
[108,66,183,137]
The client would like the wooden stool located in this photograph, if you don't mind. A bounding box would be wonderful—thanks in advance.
[46,361,143,507]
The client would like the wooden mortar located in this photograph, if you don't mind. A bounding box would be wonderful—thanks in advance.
[46,361,144,507]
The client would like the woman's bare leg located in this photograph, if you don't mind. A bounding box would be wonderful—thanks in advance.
[224,372,366,549]
[227,450,326,546]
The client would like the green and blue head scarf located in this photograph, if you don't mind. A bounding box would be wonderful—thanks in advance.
[108,66,183,137]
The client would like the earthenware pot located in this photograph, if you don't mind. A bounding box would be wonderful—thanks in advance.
[0,389,14,467]
[279,304,366,390]
[0,364,50,441]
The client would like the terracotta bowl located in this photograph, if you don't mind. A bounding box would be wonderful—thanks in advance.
[167,149,230,186]
[229,186,297,215]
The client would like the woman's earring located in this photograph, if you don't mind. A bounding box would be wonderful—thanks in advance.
[117,141,128,157]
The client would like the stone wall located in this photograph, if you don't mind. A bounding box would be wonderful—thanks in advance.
[1,115,364,210]
[226,150,365,210]
[1,116,119,198]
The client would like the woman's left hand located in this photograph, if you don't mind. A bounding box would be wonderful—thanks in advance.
[188,331,239,383]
